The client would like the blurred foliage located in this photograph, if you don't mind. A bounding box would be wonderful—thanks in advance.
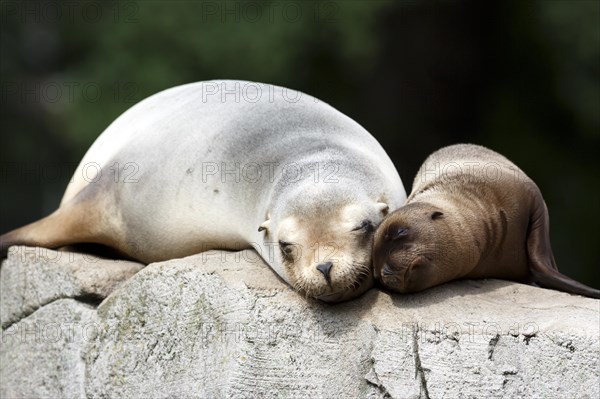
[1,0,598,286]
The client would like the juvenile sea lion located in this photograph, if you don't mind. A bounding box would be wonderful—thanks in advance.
[373,143,599,299]
[1,80,406,302]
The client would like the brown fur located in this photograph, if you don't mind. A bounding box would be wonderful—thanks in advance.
[372,144,600,299]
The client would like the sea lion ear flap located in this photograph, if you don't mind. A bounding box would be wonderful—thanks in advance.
[258,219,270,232]
[376,202,389,215]
[431,211,444,220]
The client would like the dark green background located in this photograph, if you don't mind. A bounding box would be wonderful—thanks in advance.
[1,0,598,287]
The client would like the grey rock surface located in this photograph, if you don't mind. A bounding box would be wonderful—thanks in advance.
[0,246,143,329]
[1,299,97,399]
[1,246,599,398]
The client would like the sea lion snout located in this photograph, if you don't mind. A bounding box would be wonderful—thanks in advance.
[377,258,412,291]
[377,255,434,293]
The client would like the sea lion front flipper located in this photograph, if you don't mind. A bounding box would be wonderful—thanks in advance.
[526,187,600,299]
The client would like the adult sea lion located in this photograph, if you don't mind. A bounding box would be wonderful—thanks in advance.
[372,143,599,299]
[1,80,406,302]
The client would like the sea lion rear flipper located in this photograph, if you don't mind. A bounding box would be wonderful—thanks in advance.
[1,208,77,260]
[0,198,112,261]
[527,188,600,299]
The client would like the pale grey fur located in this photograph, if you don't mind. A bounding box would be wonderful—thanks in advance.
[60,80,406,300]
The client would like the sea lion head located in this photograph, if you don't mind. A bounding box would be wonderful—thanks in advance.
[259,185,390,302]
[372,201,465,293]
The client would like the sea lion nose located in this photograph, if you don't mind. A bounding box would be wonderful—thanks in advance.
[316,262,333,285]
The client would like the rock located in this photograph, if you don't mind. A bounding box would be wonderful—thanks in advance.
[1,247,599,398]
[1,299,97,399]
[0,246,144,329]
